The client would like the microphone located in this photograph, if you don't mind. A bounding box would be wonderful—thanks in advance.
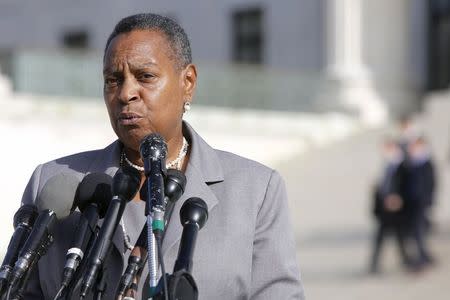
[140,133,167,296]
[173,197,208,273]
[139,169,187,228]
[80,166,140,298]
[148,198,206,300]
[59,173,112,290]
[0,205,38,294]
[117,169,187,298]
[9,173,79,288]
[140,133,167,228]
[163,169,187,227]
[116,247,146,299]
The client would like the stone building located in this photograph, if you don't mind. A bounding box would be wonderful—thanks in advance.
[0,0,447,124]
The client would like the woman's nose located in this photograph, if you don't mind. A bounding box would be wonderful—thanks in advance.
[118,77,140,103]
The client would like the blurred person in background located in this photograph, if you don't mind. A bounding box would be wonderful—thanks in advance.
[397,115,436,230]
[403,136,436,269]
[409,136,436,233]
[397,115,420,160]
[369,138,411,274]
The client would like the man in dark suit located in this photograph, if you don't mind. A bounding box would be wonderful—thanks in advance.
[404,137,435,268]
[369,138,411,274]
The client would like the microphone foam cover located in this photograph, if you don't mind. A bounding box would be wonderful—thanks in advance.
[112,166,141,201]
[76,173,113,218]
[13,204,38,228]
[37,173,80,219]
[139,133,167,160]
[165,169,187,203]
[180,197,208,229]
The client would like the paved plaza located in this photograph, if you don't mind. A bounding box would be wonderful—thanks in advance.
[278,97,450,299]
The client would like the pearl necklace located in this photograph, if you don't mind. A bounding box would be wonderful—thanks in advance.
[122,154,144,172]
[121,136,189,172]
[166,137,189,170]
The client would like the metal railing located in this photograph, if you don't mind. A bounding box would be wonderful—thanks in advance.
[0,49,321,112]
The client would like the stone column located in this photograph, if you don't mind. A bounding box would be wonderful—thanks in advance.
[362,0,421,116]
[317,0,388,126]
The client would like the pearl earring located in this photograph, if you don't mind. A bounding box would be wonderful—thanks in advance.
[184,101,191,112]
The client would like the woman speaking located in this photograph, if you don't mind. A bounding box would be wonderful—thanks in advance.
[20,13,304,300]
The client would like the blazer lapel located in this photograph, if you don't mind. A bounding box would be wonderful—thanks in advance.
[162,163,219,254]
[162,122,224,256]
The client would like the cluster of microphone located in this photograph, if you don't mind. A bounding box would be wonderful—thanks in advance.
[0,133,209,300]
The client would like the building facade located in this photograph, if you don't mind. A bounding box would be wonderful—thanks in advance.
[0,0,439,124]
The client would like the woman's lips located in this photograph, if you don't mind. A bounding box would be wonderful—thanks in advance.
[118,112,143,125]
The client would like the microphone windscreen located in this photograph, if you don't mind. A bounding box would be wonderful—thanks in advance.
[165,169,187,202]
[139,169,187,203]
[13,204,38,228]
[180,197,208,229]
[139,133,167,159]
[112,166,141,201]
[37,173,80,219]
[76,173,113,218]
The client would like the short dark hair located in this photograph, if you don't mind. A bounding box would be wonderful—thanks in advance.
[104,13,192,69]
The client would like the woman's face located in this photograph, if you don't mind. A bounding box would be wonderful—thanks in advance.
[103,29,195,151]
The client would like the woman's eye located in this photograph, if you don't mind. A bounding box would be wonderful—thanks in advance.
[141,73,155,80]
[105,78,118,87]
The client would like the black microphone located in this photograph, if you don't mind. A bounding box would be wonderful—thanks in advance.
[148,198,206,300]
[140,133,168,294]
[163,169,187,228]
[59,173,112,290]
[0,205,38,295]
[140,133,167,228]
[9,173,79,288]
[173,197,208,273]
[139,168,187,229]
[117,169,187,297]
[116,250,146,298]
[80,166,140,298]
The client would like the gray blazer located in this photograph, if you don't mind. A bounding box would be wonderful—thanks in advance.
[20,122,305,299]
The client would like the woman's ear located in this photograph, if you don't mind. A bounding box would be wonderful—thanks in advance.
[182,64,197,101]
